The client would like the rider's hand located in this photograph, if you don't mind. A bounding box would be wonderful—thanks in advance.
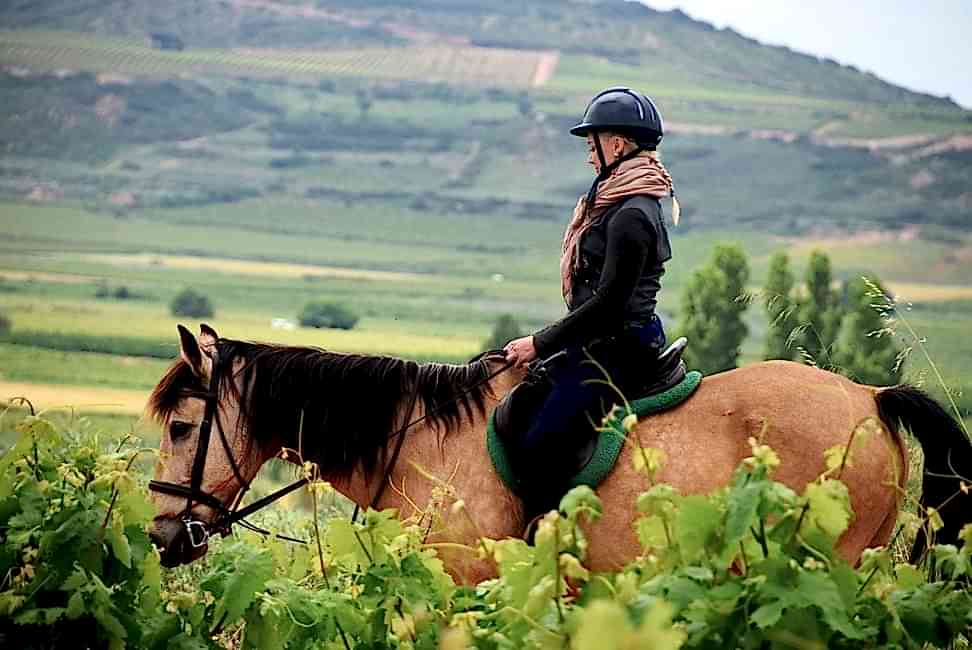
[504,336,537,368]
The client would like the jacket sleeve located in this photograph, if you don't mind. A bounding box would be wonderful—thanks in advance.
[532,208,656,358]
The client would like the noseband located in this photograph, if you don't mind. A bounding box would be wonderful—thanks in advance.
[149,344,308,547]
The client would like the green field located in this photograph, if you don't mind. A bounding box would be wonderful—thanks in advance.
[1,6,971,440]
[2,198,970,438]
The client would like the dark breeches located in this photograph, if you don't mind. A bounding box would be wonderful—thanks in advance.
[517,318,666,513]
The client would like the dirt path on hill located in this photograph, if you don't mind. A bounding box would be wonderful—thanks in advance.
[1,381,149,415]
[532,52,559,87]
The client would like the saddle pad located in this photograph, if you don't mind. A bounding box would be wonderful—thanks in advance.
[487,370,703,493]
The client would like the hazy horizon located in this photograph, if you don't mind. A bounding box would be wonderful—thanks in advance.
[641,0,972,109]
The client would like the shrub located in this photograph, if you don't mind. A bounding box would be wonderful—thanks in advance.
[95,284,141,300]
[0,311,10,337]
[483,314,522,350]
[170,288,214,318]
[299,301,359,330]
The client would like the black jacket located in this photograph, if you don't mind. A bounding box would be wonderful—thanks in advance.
[533,195,671,359]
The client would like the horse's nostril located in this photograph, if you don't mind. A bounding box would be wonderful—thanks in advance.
[148,528,166,550]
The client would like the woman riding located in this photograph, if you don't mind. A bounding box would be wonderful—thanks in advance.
[503,86,680,517]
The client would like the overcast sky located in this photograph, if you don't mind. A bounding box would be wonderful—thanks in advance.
[639,1,972,108]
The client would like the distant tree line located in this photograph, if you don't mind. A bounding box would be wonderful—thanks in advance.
[676,244,902,385]
[483,245,904,387]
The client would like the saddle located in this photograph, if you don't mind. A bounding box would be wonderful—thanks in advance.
[492,337,690,490]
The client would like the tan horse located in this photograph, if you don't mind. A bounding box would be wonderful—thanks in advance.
[147,325,971,584]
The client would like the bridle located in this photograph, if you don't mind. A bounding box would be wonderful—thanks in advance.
[149,344,308,548]
[149,340,515,550]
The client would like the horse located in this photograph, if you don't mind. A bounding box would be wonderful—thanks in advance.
[146,324,972,584]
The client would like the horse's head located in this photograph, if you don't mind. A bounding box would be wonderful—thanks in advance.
[146,324,274,567]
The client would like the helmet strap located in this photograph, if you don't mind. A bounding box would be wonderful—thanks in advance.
[585,135,645,209]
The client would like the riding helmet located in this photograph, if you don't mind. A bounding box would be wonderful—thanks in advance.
[570,86,664,149]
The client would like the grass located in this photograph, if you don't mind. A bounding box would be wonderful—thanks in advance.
[0,343,171,389]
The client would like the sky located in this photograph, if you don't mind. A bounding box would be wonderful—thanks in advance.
[639,0,972,108]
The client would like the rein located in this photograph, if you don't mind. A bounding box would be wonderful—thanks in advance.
[149,343,515,548]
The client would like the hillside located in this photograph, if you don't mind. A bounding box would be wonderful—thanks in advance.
[0,0,970,234]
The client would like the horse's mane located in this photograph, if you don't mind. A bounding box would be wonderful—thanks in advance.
[147,339,496,479]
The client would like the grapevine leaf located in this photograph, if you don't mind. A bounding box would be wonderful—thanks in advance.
[107,515,132,568]
[802,480,852,541]
[751,600,786,629]
[66,591,85,619]
[15,606,66,625]
[117,489,155,524]
[675,495,722,562]
[139,549,162,615]
[724,481,762,548]
[212,548,274,630]
[92,607,127,644]
[636,515,668,551]
[571,599,686,650]
[570,600,630,650]
[895,564,924,590]
[522,575,556,619]
[559,486,602,525]
[829,560,858,609]
[796,570,867,640]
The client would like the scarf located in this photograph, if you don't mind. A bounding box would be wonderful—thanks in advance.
[560,150,680,301]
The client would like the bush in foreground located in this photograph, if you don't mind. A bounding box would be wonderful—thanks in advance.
[0,413,969,648]
[299,301,359,330]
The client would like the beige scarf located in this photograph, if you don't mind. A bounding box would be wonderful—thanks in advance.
[560,150,679,301]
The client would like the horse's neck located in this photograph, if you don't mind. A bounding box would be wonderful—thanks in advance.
[322,359,525,510]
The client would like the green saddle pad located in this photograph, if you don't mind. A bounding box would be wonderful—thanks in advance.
[487,370,703,494]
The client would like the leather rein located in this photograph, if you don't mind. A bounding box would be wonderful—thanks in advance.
[148,342,514,548]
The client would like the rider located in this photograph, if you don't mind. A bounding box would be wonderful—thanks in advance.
[503,86,680,518]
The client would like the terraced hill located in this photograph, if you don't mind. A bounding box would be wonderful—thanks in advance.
[1,0,970,234]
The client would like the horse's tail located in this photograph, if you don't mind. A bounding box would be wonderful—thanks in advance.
[875,385,971,562]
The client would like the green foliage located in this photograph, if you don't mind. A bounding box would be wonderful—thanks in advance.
[797,250,842,364]
[0,414,163,648]
[0,311,9,337]
[1,415,970,648]
[299,301,359,330]
[0,331,174,359]
[170,288,214,319]
[95,284,145,301]
[483,313,522,351]
[763,251,796,361]
[831,277,903,385]
[679,243,751,373]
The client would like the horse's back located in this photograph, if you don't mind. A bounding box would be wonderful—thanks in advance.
[584,360,905,571]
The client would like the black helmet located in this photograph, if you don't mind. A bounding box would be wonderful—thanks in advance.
[570,86,664,149]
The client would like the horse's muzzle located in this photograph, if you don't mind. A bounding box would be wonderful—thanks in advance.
[149,517,209,567]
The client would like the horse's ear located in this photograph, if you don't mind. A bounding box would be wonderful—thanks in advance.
[178,324,210,379]
[199,323,218,356]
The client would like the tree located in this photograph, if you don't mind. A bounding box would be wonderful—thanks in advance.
[170,288,213,318]
[299,301,359,330]
[763,251,796,360]
[831,277,902,385]
[0,311,10,337]
[796,250,841,365]
[483,314,522,351]
[679,244,751,374]
[355,87,373,119]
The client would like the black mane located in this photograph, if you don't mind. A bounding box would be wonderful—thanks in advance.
[148,339,496,478]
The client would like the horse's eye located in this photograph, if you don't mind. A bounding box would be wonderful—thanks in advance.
[169,421,193,442]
